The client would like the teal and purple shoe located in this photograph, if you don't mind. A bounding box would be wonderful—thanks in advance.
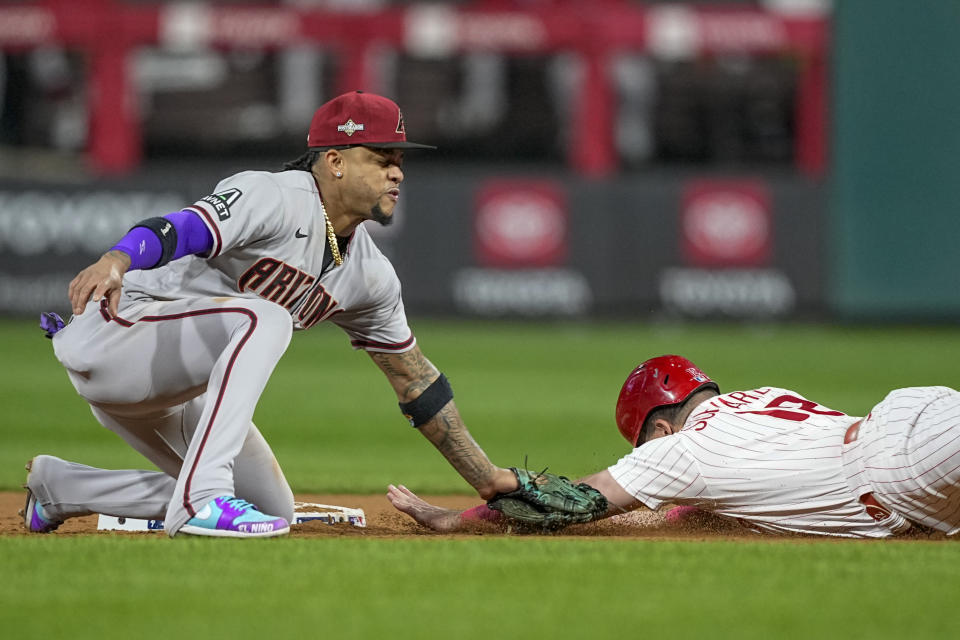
[179,496,289,538]
[20,458,63,533]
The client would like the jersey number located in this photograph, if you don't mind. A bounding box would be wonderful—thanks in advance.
[736,395,845,422]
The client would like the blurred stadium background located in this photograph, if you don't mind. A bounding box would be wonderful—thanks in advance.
[0,0,957,324]
[5,5,960,633]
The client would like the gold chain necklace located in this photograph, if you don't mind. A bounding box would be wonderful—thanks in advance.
[320,203,343,267]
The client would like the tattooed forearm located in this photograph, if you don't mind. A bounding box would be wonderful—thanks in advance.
[418,402,496,489]
[369,346,438,400]
[369,346,508,496]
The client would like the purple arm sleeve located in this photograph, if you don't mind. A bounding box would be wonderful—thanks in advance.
[110,226,161,270]
[109,210,214,270]
[165,209,214,258]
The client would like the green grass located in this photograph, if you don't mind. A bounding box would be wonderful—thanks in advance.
[1,536,958,638]
[3,318,960,639]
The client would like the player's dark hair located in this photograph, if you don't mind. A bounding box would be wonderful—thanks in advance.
[637,386,717,445]
[639,403,686,443]
[283,145,360,172]
[282,150,322,172]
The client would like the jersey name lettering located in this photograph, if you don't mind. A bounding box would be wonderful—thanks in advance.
[689,387,774,431]
[239,258,340,328]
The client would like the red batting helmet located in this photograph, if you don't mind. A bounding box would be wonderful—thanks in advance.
[615,355,719,447]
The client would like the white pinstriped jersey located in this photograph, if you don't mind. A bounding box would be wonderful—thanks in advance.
[843,386,960,535]
[122,170,415,353]
[609,387,896,537]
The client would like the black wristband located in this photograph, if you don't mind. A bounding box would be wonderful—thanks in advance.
[399,373,454,427]
[130,217,178,269]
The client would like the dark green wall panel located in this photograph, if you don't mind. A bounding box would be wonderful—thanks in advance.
[832,1,960,318]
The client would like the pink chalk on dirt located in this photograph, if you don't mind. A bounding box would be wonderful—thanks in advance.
[665,506,702,523]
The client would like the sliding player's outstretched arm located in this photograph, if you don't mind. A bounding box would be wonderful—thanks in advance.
[387,470,642,533]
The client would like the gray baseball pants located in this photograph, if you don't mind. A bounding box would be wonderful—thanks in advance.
[41,295,296,536]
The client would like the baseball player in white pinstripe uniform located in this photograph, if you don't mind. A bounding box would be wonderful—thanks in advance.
[389,355,960,538]
[23,91,520,538]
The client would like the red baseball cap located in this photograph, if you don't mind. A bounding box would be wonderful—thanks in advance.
[307,91,436,150]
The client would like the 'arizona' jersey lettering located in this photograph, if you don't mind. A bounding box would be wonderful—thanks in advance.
[123,170,414,351]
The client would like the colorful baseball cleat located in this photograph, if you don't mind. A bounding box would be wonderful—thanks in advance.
[179,496,289,538]
[20,459,63,533]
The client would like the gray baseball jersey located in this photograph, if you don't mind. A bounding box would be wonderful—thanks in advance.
[609,386,960,537]
[127,169,415,350]
[47,169,414,535]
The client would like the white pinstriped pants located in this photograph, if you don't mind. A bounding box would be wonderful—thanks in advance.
[844,387,960,535]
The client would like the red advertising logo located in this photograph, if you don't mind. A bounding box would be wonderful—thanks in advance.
[474,180,568,267]
[681,179,771,266]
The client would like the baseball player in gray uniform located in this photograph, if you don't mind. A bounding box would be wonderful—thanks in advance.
[24,91,519,538]
[390,355,960,538]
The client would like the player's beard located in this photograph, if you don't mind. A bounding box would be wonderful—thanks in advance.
[370,202,394,227]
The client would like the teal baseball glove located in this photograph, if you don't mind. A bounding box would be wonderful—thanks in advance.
[487,467,608,532]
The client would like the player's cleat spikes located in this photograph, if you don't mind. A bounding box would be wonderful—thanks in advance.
[22,488,62,533]
[179,496,289,538]
[22,456,64,533]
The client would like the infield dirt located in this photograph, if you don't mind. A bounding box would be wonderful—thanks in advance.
[3,491,953,541]
[0,491,746,540]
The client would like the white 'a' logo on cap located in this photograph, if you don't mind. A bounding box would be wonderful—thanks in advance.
[337,119,364,136]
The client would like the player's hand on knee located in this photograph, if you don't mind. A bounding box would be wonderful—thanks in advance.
[68,251,131,316]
